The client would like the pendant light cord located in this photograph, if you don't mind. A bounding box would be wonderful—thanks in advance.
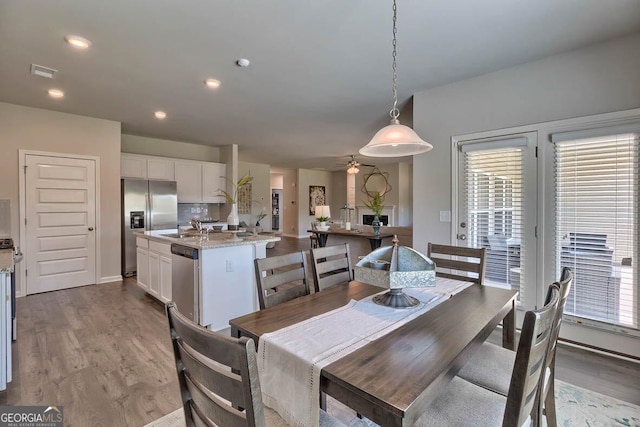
[390,0,400,122]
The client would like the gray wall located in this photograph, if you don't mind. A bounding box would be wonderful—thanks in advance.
[412,32,640,252]
[297,169,333,238]
[121,134,221,162]
[0,102,122,294]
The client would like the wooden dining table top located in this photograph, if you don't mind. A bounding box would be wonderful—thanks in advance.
[229,281,518,427]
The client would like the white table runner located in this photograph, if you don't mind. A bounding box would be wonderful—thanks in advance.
[257,278,473,427]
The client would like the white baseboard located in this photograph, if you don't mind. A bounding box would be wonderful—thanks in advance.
[100,275,123,284]
[282,233,306,239]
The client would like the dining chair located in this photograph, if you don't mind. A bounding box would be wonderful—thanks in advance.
[414,285,560,427]
[427,242,487,285]
[310,243,353,292]
[456,267,573,427]
[166,302,345,427]
[166,301,266,427]
[254,251,311,309]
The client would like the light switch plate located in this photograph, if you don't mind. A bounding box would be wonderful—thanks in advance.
[439,210,451,222]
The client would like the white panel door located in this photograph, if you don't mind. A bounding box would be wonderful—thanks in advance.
[25,155,96,294]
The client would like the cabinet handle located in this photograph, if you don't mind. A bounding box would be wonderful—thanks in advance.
[88,227,94,231]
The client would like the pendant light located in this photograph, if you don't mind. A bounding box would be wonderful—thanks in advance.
[359,0,433,158]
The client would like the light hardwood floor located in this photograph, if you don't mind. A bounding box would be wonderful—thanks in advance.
[1,236,638,426]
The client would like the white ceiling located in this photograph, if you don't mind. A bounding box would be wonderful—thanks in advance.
[1,0,640,170]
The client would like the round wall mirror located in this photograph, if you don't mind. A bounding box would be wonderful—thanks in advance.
[362,168,392,198]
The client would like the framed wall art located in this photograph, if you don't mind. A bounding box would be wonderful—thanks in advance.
[309,185,326,215]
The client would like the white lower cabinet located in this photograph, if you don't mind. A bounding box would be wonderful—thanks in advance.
[159,255,172,303]
[136,247,149,291]
[136,238,172,303]
[148,251,160,298]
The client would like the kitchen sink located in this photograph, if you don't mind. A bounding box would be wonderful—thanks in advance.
[161,233,199,239]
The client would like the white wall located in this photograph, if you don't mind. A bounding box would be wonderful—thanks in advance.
[297,169,332,238]
[0,102,122,293]
[121,134,220,162]
[412,32,640,251]
[238,161,272,231]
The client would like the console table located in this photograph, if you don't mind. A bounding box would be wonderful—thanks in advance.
[308,229,394,251]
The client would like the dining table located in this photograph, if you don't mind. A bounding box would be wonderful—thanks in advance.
[229,280,518,427]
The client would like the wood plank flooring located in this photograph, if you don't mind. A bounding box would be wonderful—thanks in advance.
[0,236,637,426]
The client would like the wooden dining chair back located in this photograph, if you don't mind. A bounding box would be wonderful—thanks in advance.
[254,251,311,309]
[427,243,487,284]
[310,243,353,292]
[503,285,559,427]
[166,302,265,427]
[537,267,573,427]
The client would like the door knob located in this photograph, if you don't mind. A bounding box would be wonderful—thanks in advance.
[88,227,94,231]
[457,234,466,240]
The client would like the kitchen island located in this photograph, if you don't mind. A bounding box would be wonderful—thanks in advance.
[135,230,280,331]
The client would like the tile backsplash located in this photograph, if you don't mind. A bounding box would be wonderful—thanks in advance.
[178,203,221,225]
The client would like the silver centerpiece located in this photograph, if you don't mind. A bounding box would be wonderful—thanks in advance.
[354,236,436,308]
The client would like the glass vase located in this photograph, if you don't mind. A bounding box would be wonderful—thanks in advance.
[372,215,381,235]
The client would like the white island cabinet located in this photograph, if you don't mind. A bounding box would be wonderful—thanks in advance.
[135,231,280,330]
[136,237,172,303]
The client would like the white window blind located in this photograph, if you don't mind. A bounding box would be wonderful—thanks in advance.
[554,133,639,330]
[464,147,525,301]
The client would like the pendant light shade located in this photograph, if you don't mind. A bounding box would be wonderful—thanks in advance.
[360,0,432,158]
[360,120,433,157]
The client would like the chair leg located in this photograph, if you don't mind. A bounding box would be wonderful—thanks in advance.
[544,376,558,427]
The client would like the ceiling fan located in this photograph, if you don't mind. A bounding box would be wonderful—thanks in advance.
[339,155,375,174]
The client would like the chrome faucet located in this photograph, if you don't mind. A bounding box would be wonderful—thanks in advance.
[190,218,203,233]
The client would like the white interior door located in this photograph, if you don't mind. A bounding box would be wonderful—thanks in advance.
[455,133,538,313]
[25,154,96,294]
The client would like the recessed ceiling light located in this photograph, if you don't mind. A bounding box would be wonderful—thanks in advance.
[154,111,167,119]
[48,89,64,98]
[65,35,92,49]
[204,79,221,89]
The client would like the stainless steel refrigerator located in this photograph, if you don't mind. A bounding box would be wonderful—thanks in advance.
[121,179,177,277]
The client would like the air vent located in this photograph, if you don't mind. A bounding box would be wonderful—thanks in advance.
[30,64,58,79]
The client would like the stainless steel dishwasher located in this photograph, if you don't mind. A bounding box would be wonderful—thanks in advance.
[171,244,199,323]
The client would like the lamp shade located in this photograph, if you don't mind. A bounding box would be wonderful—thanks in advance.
[347,164,359,174]
[360,122,433,157]
[314,205,331,219]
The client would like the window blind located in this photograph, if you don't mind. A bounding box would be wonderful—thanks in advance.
[554,133,639,329]
[463,147,525,301]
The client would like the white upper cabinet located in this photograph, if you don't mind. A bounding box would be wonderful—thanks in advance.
[121,154,147,179]
[147,158,174,180]
[202,163,227,203]
[174,161,204,203]
[121,153,227,203]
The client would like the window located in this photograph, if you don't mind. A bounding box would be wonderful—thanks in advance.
[554,132,639,329]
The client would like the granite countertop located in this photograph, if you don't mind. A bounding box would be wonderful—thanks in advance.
[0,248,13,273]
[135,229,280,250]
